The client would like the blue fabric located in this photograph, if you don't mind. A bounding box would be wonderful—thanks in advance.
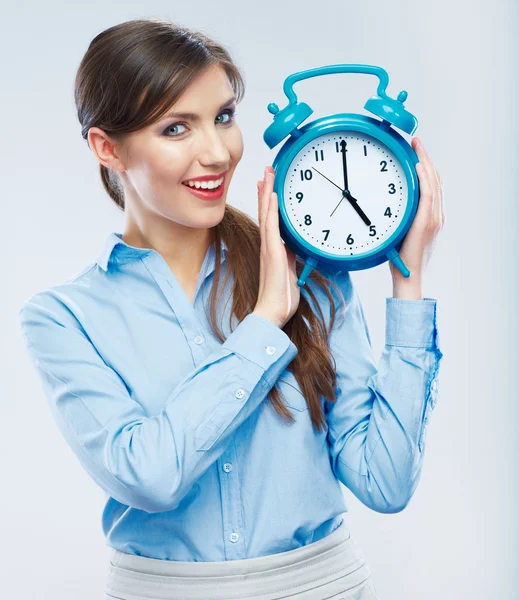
[18,231,444,562]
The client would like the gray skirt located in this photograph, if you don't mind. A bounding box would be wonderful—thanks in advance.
[104,520,379,599]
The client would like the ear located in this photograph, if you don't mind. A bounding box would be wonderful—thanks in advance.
[87,127,127,172]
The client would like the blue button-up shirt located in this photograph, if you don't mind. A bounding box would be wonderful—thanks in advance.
[18,231,444,561]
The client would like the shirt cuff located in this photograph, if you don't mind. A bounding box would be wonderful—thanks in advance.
[385,297,439,348]
[222,312,298,374]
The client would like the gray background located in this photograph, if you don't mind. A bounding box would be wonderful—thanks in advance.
[3,1,517,597]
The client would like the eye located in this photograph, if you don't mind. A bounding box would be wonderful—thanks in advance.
[162,107,237,138]
[215,108,237,125]
[164,123,187,137]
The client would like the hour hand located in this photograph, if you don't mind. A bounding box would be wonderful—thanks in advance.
[343,192,371,226]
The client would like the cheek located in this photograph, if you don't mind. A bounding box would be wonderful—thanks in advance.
[145,151,191,185]
[228,128,244,162]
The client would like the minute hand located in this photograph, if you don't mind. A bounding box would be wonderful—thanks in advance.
[339,140,371,225]
[340,139,349,193]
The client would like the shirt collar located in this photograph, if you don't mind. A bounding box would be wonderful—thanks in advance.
[96,231,228,272]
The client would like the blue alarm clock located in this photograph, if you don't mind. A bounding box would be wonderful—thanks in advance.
[263,64,420,288]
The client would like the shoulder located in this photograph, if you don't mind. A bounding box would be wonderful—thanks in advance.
[18,261,104,331]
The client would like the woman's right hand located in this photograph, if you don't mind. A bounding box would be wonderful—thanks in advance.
[253,166,301,329]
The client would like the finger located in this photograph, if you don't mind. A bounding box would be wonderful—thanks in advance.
[415,162,434,223]
[263,168,275,205]
[412,137,438,178]
[436,173,444,228]
[440,176,446,227]
[257,179,265,242]
[412,138,441,222]
[257,180,265,208]
[416,141,442,196]
[258,170,271,248]
[266,191,283,258]
[257,178,267,294]
[258,176,267,225]
[412,139,435,204]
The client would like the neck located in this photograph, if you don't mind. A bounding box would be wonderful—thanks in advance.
[122,216,215,281]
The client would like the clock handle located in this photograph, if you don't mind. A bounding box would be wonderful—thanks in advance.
[386,248,411,278]
[282,64,390,102]
[297,256,319,288]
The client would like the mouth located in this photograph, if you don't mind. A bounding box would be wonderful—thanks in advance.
[181,174,226,201]
[181,170,227,189]
[181,178,225,191]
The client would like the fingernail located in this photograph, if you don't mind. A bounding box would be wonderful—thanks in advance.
[264,167,268,179]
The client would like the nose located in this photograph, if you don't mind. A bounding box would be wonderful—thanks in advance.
[197,125,231,167]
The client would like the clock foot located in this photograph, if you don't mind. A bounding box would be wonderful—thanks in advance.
[297,256,319,288]
[386,248,410,277]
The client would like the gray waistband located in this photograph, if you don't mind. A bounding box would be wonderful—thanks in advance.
[108,519,352,578]
[105,521,376,599]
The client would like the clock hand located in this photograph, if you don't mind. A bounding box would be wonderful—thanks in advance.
[341,192,371,226]
[311,167,344,193]
[340,140,349,193]
[311,166,371,225]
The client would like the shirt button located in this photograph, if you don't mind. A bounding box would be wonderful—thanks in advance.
[229,532,239,543]
[431,379,437,391]
[194,336,204,345]
[223,463,233,472]
[266,346,276,355]
[235,388,246,399]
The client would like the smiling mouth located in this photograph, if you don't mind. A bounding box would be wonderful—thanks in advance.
[182,180,224,190]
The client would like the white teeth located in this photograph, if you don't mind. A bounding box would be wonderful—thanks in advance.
[184,176,224,190]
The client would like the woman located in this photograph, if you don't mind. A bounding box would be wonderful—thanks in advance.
[18,17,445,599]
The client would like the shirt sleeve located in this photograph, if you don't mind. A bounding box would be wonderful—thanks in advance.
[18,291,298,514]
[323,270,444,514]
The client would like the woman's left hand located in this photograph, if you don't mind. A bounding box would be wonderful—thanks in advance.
[389,137,446,285]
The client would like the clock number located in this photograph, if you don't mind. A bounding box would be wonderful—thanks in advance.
[322,230,330,241]
[380,160,388,172]
[315,149,325,161]
[296,192,304,203]
[364,144,368,156]
[346,234,354,245]
[384,206,392,218]
[388,183,396,194]
[369,225,377,237]
[304,214,312,226]
[300,169,313,181]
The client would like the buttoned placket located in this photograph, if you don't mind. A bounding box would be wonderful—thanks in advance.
[218,341,279,559]
[139,244,260,559]
[139,246,216,360]
[219,436,247,558]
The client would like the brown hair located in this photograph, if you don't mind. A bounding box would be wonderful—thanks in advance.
[74,17,346,433]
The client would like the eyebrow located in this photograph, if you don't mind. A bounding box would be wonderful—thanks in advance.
[160,96,237,122]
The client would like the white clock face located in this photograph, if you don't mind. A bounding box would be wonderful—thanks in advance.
[281,131,409,257]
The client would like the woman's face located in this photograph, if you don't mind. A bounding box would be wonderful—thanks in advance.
[116,64,244,229]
